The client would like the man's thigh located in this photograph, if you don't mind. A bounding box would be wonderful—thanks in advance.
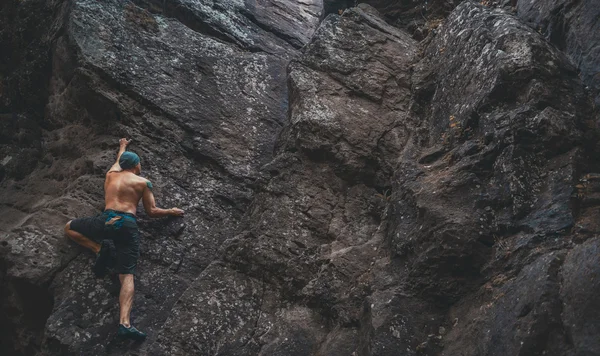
[69,215,108,243]
[114,225,140,275]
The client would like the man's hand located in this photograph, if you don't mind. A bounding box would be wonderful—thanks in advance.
[120,138,132,148]
[108,138,132,173]
[170,208,185,217]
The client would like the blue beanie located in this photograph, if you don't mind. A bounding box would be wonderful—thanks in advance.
[119,151,140,169]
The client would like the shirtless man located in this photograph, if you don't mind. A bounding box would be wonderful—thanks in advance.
[64,138,184,340]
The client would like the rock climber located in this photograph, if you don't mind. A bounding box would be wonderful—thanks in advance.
[64,138,184,341]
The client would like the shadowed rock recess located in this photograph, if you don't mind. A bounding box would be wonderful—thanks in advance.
[1,0,599,355]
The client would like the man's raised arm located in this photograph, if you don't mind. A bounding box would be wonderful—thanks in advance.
[142,181,184,218]
[108,138,131,173]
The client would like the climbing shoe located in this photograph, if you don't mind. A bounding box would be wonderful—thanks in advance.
[117,324,147,341]
[92,240,116,278]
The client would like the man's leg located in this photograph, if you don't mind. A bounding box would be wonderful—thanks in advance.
[64,221,101,254]
[116,273,146,340]
[115,223,146,340]
[119,274,135,327]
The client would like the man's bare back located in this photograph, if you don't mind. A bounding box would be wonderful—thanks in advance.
[104,171,147,215]
[104,138,183,218]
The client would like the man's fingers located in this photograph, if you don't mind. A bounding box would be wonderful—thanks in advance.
[172,208,184,216]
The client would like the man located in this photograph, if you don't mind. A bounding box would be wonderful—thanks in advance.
[64,138,184,340]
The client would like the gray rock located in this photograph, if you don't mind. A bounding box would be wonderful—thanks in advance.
[517,0,600,106]
[0,0,322,354]
[560,237,600,354]
[390,1,594,304]
[153,6,424,354]
[2,0,600,355]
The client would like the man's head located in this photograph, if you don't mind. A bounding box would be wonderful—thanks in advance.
[119,151,141,174]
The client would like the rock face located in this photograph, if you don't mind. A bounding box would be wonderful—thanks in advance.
[402,3,600,354]
[1,0,600,356]
[324,0,462,40]
[0,0,322,354]
[516,0,600,106]
[152,5,422,355]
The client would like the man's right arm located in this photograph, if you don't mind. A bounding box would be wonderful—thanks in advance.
[107,138,131,174]
[142,181,184,218]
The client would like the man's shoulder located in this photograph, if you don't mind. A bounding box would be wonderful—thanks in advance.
[136,176,153,190]
[144,180,153,191]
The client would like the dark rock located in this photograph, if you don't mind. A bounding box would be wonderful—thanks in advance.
[2,0,600,355]
[131,0,322,51]
[560,237,600,354]
[442,251,570,355]
[324,0,461,40]
[517,0,600,106]
[0,0,53,117]
[0,0,322,354]
[389,1,595,305]
[153,6,426,354]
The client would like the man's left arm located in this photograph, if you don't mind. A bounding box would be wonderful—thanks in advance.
[107,138,131,173]
[141,181,185,218]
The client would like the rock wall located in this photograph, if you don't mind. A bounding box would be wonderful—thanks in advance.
[516,0,600,106]
[152,6,421,354]
[0,0,322,354]
[1,0,600,355]
[407,3,599,355]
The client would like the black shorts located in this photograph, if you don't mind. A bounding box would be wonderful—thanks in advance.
[70,209,140,275]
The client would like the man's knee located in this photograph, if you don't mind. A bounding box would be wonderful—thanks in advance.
[119,274,134,281]
[119,274,135,287]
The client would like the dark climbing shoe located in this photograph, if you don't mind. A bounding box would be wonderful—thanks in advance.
[92,240,116,278]
[117,324,147,341]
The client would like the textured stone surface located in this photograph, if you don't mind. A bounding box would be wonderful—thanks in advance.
[152,6,424,355]
[442,251,569,356]
[0,0,322,354]
[517,0,600,106]
[324,0,461,39]
[391,0,594,304]
[2,0,600,355]
[397,2,599,354]
[560,237,600,354]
